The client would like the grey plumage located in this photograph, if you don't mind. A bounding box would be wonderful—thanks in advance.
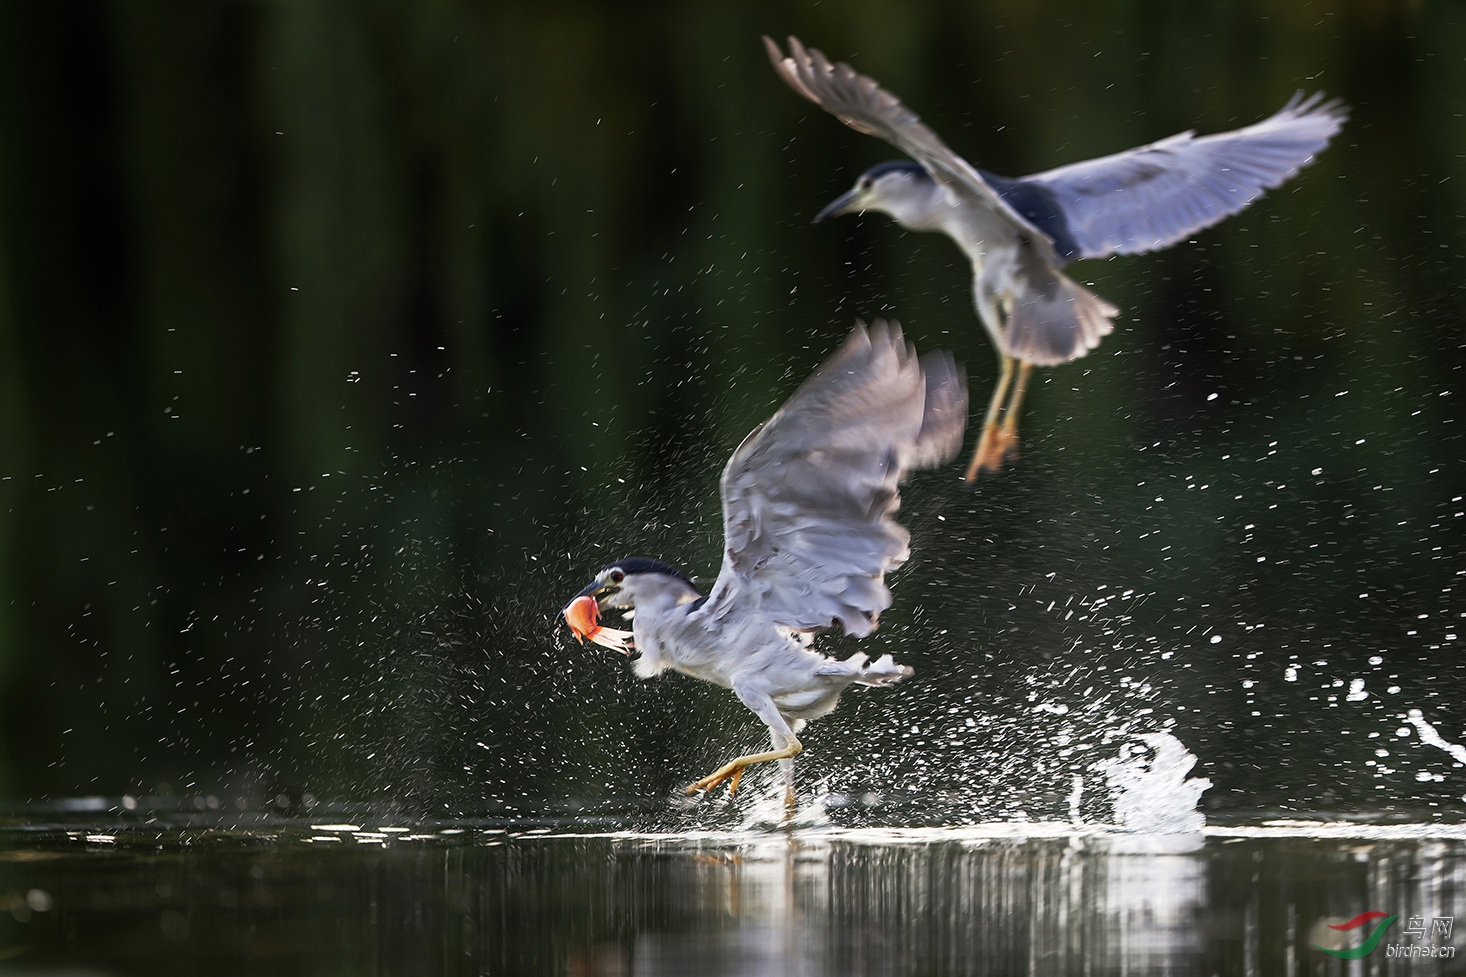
[563,321,966,804]
[1017,91,1348,262]
[709,320,965,638]
[765,36,1347,476]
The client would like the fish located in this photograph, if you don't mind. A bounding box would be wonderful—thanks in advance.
[561,594,634,654]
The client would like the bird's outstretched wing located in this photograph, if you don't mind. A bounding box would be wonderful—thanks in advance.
[703,321,966,639]
[1019,93,1348,261]
[763,35,1060,266]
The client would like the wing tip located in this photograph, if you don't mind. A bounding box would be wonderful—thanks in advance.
[913,347,969,469]
[1281,89,1351,122]
[856,318,969,470]
[1266,90,1351,143]
[765,34,827,106]
[847,316,912,366]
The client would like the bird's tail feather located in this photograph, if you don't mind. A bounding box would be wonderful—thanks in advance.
[815,652,912,685]
[1001,269,1119,367]
[852,652,913,687]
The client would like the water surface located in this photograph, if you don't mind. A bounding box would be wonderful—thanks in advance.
[5,808,1466,976]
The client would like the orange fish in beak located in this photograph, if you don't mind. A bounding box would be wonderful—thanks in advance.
[562,594,635,654]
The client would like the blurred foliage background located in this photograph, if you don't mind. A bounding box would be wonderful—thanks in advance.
[0,0,1463,820]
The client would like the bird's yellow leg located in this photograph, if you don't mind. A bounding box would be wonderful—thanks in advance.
[964,354,1015,481]
[686,739,803,797]
[993,362,1034,464]
[779,757,798,813]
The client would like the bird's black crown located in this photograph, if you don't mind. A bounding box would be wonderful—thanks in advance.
[861,159,927,181]
[604,557,694,587]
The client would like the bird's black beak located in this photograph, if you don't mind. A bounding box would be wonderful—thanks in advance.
[813,187,862,223]
[574,579,618,607]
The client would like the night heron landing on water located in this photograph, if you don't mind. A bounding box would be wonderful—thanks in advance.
[765,36,1348,480]
[562,321,966,808]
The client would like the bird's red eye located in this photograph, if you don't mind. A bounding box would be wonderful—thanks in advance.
[609,569,624,584]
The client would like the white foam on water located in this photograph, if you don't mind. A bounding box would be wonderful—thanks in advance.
[737,785,833,831]
[520,820,1466,849]
[1097,731,1212,834]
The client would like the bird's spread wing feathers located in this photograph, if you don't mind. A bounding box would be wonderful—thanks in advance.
[1021,92,1348,260]
[705,321,966,639]
[763,35,1061,268]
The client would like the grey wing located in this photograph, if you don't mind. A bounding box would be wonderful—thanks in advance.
[764,35,1061,266]
[1022,92,1348,261]
[703,321,966,639]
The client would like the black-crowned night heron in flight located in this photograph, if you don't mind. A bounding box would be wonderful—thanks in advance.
[562,321,966,807]
[765,36,1348,480]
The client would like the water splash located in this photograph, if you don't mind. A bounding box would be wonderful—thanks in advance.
[738,785,833,831]
[1098,732,1212,834]
[1405,709,1466,765]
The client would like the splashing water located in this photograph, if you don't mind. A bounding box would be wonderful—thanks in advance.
[1099,731,1212,834]
[737,782,834,831]
[1405,709,1466,766]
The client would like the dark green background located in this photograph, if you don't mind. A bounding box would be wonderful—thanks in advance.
[1,1,1462,820]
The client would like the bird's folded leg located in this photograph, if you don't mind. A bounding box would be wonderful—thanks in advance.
[685,738,803,797]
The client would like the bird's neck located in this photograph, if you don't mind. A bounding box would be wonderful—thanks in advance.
[628,586,704,681]
[882,179,951,232]
[630,586,702,626]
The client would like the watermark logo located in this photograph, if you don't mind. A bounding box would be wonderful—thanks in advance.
[1391,916,1457,959]
[1313,912,1398,960]
[1313,911,1456,960]
[1404,916,1454,941]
